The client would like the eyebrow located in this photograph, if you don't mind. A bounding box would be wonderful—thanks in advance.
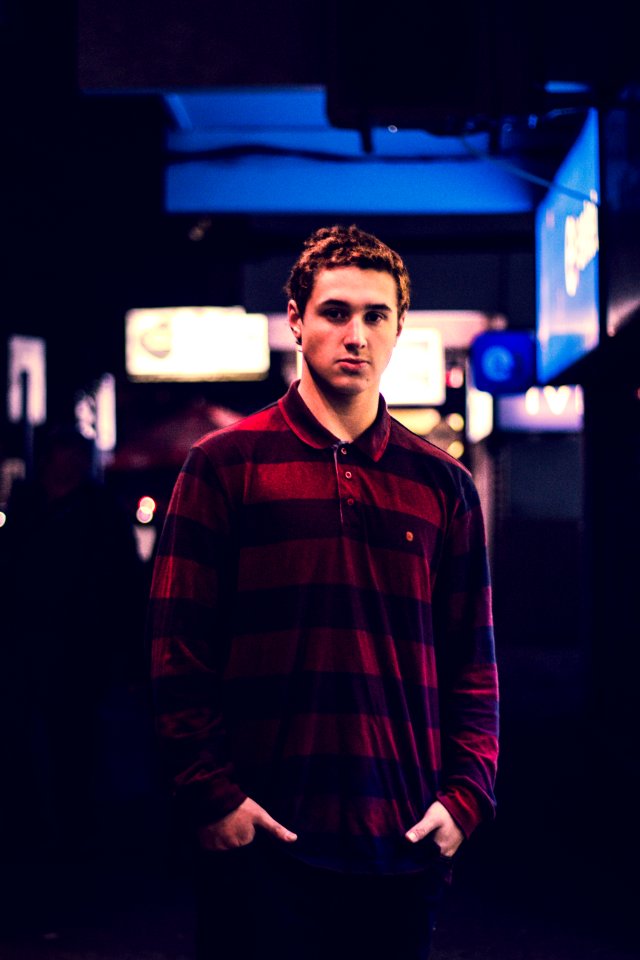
[319,298,394,312]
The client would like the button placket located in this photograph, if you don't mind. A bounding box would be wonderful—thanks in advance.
[334,443,359,525]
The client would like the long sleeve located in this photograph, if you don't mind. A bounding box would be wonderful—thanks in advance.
[148,444,247,825]
[433,473,499,838]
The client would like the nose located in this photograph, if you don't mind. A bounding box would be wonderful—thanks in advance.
[344,315,366,349]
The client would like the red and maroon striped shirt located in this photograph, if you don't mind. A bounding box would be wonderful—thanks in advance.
[149,381,499,875]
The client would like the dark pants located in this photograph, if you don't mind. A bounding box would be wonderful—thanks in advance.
[194,837,448,960]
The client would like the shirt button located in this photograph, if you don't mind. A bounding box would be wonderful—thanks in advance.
[345,471,352,479]
[340,447,348,455]
[347,498,355,506]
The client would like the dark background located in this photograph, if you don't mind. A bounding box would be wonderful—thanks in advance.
[1,1,639,955]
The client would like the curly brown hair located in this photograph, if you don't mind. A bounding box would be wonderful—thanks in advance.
[284,224,411,319]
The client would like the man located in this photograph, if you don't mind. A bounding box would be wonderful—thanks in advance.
[148,224,499,960]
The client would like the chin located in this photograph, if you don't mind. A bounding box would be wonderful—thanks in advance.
[331,379,372,397]
[308,364,372,395]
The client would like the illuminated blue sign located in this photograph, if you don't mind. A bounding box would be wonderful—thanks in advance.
[470,330,536,395]
[535,109,600,384]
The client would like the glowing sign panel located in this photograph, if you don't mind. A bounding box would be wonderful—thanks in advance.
[126,306,270,381]
[380,327,446,406]
[564,200,598,297]
[8,335,47,425]
[497,385,584,432]
[536,109,600,384]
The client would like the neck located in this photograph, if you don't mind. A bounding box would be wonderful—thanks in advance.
[297,376,379,442]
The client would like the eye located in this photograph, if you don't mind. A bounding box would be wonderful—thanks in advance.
[324,307,347,322]
[365,311,386,324]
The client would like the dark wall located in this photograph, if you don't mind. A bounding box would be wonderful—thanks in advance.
[76,0,638,128]
[78,0,328,90]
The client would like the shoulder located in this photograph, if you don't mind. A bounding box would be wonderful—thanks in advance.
[384,415,481,515]
[191,400,285,460]
[388,416,471,476]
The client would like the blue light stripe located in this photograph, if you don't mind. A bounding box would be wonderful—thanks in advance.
[166,155,533,214]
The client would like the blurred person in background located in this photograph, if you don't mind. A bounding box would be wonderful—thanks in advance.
[148,224,499,960]
[0,424,147,930]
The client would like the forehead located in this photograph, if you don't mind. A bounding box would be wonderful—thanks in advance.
[310,266,398,309]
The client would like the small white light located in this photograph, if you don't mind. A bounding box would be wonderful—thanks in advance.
[446,413,465,433]
[136,495,157,524]
[447,440,465,460]
[447,367,465,390]
[136,507,154,524]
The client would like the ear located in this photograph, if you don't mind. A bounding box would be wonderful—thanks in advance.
[288,299,303,344]
[396,312,406,339]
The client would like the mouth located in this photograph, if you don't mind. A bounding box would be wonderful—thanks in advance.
[337,358,369,367]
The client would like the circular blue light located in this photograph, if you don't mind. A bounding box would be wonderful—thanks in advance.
[481,346,516,382]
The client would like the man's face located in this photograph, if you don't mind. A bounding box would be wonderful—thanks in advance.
[288,266,404,400]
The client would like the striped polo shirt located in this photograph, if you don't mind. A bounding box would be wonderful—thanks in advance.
[149,380,498,875]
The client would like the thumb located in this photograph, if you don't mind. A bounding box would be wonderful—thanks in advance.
[405,808,438,844]
[255,806,297,843]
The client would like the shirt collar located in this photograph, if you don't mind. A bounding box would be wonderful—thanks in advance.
[278,380,391,462]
